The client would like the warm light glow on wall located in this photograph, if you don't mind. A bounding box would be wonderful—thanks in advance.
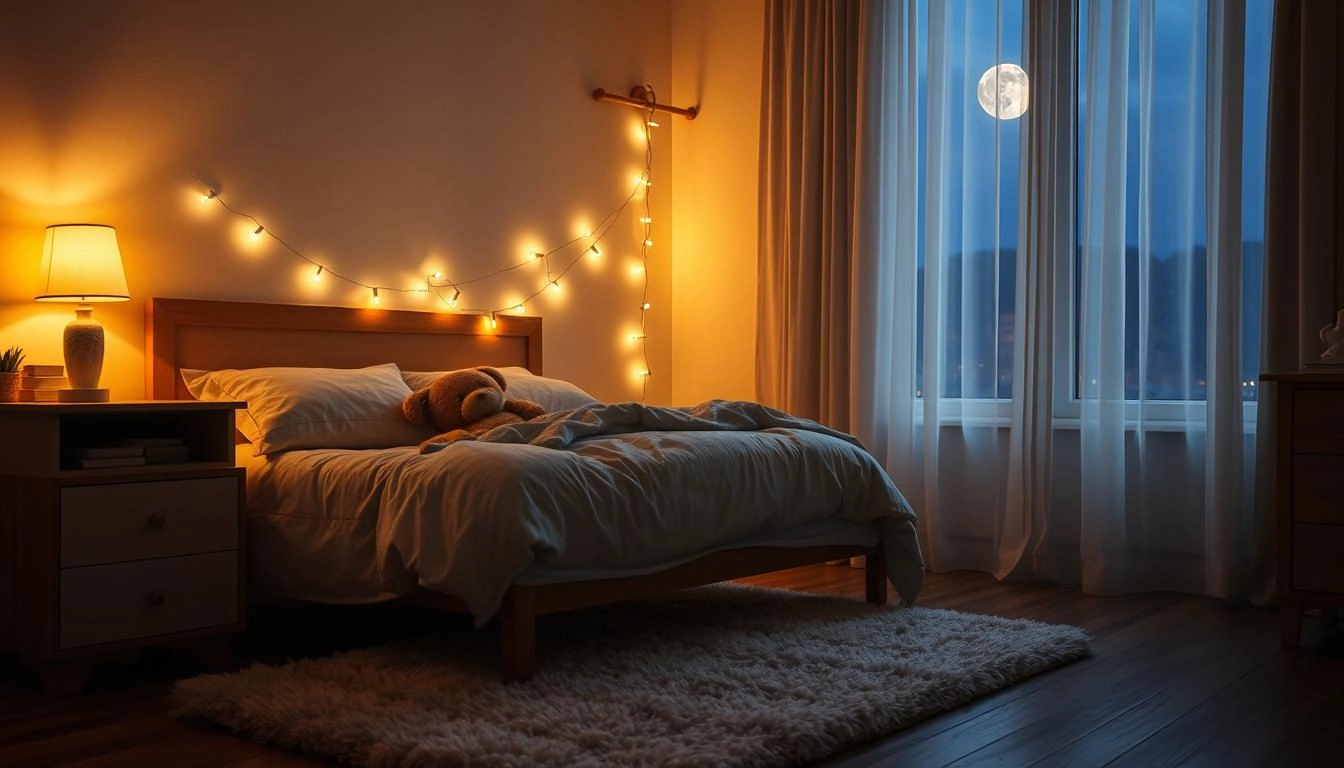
[191,83,663,398]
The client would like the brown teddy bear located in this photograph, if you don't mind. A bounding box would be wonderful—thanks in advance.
[402,366,546,452]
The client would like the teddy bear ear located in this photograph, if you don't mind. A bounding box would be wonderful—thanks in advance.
[402,388,433,425]
[475,366,507,390]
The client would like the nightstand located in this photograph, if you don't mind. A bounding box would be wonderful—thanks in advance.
[1262,371,1344,648]
[0,400,246,695]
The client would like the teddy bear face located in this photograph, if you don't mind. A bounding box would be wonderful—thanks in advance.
[403,366,509,432]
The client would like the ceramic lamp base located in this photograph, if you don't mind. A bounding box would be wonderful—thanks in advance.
[58,388,110,403]
[63,305,105,390]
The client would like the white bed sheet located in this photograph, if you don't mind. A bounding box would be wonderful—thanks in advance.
[237,401,924,624]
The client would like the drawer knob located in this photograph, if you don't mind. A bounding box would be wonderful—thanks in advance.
[147,512,167,530]
[147,591,166,608]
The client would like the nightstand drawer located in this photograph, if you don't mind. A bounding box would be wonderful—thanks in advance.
[60,477,239,567]
[1293,390,1344,454]
[59,551,238,649]
[1290,524,1344,595]
[1292,456,1344,524]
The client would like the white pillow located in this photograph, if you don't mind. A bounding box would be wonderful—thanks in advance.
[181,363,433,456]
[400,366,600,412]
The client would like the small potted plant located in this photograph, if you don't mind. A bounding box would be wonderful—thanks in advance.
[0,345,25,402]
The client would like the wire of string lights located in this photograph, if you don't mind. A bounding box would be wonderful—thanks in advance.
[192,87,657,394]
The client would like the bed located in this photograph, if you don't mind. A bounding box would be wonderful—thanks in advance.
[145,297,925,681]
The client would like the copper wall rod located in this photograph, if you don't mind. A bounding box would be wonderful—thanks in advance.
[592,86,699,120]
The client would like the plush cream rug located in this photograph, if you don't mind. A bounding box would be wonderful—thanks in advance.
[172,584,1092,768]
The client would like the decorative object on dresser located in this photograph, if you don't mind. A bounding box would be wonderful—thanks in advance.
[0,345,25,402]
[0,399,245,695]
[172,583,1091,768]
[1321,309,1344,362]
[32,224,131,403]
[1262,370,1344,647]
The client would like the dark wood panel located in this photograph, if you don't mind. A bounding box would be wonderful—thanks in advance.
[1,567,1341,767]
[1292,524,1344,594]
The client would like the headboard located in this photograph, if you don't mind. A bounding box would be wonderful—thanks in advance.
[145,298,542,400]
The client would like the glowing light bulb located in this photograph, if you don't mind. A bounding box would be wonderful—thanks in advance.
[488,312,498,330]
[448,288,461,308]
[548,281,560,294]
[641,302,652,310]
[313,266,324,282]
[644,239,654,247]
[589,245,601,257]
[200,190,217,204]
[630,334,647,342]
[513,303,525,313]
[638,369,652,377]
[977,63,1029,119]
[647,119,660,128]
[530,252,544,262]
[251,225,265,241]
[639,217,653,224]
[431,270,443,281]
[371,288,380,305]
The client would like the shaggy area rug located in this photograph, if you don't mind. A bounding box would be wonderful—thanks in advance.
[171,584,1092,767]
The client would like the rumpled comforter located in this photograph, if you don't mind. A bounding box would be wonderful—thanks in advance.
[389,399,924,624]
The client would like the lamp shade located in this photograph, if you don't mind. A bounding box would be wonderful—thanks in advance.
[34,224,130,302]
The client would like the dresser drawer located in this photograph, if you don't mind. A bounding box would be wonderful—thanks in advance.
[1292,456,1344,524]
[59,551,238,649]
[1290,524,1344,595]
[1293,390,1344,454]
[60,477,239,567]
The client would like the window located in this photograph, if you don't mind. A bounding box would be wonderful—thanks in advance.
[914,1,1271,406]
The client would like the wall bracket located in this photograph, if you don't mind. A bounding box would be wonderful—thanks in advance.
[592,85,698,120]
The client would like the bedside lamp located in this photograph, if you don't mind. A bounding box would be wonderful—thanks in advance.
[33,224,130,402]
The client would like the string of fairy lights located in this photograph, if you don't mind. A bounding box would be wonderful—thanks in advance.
[193,86,660,397]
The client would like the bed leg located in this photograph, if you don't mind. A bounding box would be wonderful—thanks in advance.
[499,586,537,683]
[865,550,887,607]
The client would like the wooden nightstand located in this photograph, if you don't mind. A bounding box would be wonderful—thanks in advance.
[1262,371,1344,648]
[0,400,246,695]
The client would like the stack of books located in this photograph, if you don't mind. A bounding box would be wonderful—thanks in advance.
[76,445,146,469]
[122,436,191,465]
[73,437,191,469]
[17,364,66,402]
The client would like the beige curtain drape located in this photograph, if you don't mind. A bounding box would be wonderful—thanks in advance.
[1253,0,1344,602]
[756,0,862,427]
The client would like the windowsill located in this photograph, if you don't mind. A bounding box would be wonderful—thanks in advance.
[910,399,1259,431]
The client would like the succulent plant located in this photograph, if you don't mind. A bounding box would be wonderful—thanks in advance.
[0,345,26,373]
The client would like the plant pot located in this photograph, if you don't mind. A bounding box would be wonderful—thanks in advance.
[0,371,19,402]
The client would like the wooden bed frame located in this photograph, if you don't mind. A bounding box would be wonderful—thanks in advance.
[145,297,887,681]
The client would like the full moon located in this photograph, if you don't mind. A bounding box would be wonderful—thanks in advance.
[977,63,1029,120]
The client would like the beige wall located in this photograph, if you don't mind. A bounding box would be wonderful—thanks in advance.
[669,0,763,405]
[0,0,676,404]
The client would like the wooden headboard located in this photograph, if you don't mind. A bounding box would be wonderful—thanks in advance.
[145,298,542,400]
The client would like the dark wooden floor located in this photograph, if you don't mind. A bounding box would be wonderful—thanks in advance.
[2,566,1340,767]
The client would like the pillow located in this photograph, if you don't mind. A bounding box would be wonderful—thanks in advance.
[181,363,433,456]
[400,366,600,412]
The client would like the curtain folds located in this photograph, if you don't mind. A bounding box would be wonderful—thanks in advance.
[1002,0,1073,581]
[758,0,1278,600]
[757,0,862,426]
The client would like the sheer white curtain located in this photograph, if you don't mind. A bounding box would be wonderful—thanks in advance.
[856,0,1038,578]
[848,0,1268,598]
[1076,0,1256,596]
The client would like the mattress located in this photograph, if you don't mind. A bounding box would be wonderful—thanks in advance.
[237,400,924,623]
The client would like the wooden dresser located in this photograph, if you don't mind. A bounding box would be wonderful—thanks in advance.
[0,400,245,694]
[1263,371,1344,647]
